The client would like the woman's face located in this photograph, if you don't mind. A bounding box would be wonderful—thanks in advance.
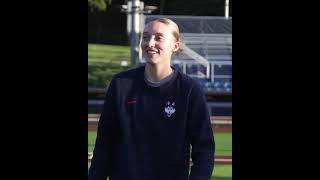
[141,21,180,65]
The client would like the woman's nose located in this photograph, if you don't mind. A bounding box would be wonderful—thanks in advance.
[147,37,156,47]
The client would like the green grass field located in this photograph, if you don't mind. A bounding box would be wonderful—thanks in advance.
[211,165,232,180]
[88,132,231,156]
[88,44,131,87]
[88,44,130,63]
[88,132,232,178]
[88,161,231,180]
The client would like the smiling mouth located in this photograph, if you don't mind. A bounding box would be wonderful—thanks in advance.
[146,50,159,54]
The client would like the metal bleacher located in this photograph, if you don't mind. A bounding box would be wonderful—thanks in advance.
[181,33,232,58]
[142,15,232,95]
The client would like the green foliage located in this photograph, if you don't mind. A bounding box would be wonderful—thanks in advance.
[88,0,112,12]
[142,0,230,16]
[88,62,128,87]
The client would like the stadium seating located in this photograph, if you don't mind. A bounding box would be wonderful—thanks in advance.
[141,16,232,95]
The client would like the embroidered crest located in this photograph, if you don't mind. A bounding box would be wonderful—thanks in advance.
[164,101,175,117]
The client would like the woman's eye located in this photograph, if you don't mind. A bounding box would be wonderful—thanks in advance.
[156,36,163,41]
[143,36,149,40]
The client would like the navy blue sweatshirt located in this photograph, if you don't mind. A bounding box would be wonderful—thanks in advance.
[88,65,215,180]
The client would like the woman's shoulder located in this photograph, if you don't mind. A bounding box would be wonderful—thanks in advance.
[176,70,202,90]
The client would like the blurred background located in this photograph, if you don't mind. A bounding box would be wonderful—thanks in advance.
[88,0,232,179]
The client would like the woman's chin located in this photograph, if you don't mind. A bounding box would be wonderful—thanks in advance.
[146,57,159,65]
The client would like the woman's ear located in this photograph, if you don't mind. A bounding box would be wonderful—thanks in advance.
[173,41,181,52]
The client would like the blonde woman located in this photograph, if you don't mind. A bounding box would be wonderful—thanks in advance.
[89,18,215,180]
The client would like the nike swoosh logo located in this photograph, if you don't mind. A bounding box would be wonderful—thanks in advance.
[126,100,137,104]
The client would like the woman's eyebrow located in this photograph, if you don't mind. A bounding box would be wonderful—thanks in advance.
[142,32,164,36]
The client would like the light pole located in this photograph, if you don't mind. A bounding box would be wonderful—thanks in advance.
[225,0,229,19]
[130,0,140,66]
[121,1,157,66]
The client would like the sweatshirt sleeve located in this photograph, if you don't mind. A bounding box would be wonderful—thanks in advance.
[188,84,215,180]
[88,78,118,180]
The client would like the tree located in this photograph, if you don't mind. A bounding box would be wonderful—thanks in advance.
[88,0,112,11]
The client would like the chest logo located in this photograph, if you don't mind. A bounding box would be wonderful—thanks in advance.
[164,101,175,117]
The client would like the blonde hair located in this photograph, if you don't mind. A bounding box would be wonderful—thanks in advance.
[150,18,183,54]
[153,18,181,42]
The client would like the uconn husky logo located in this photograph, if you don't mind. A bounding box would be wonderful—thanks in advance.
[164,101,175,117]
